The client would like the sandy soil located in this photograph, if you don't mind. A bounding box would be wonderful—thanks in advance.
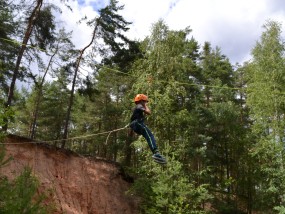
[1,135,138,214]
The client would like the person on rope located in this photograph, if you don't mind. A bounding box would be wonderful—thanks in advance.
[130,94,167,164]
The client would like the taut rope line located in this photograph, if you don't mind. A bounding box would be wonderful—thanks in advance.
[0,125,130,145]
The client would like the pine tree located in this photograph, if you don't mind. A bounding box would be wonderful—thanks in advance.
[4,0,43,131]
[128,20,214,212]
[28,28,75,139]
[61,0,133,148]
[0,167,51,213]
[198,42,246,209]
[0,0,18,96]
[3,1,60,131]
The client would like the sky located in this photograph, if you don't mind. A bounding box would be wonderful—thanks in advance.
[54,0,285,65]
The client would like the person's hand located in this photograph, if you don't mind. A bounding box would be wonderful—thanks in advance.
[143,101,151,114]
[142,101,147,107]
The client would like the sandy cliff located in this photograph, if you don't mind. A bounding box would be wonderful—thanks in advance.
[1,135,138,214]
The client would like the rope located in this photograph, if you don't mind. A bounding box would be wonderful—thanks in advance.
[0,124,130,145]
[105,124,130,145]
[0,36,245,92]
[3,36,285,95]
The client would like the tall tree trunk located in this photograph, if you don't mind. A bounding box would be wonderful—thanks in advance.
[61,22,99,148]
[3,0,43,131]
[124,129,134,167]
[30,49,57,139]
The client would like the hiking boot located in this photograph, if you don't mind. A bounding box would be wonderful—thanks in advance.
[152,153,167,164]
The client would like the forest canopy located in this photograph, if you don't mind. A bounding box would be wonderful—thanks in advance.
[1,0,285,213]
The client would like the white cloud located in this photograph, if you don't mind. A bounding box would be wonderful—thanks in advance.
[117,0,285,63]
[52,0,285,64]
[165,0,267,37]
[117,0,172,39]
[51,0,99,48]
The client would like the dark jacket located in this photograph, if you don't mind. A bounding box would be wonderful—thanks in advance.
[130,103,145,122]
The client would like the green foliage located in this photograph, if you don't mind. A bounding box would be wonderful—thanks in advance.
[130,147,212,214]
[0,143,13,168]
[247,20,285,136]
[0,100,14,133]
[0,95,52,212]
[4,1,285,212]
[0,167,49,214]
[127,20,249,213]
[97,0,131,48]
[11,80,69,140]
[274,206,285,214]
[0,145,50,213]
[0,0,18,92]
[70,66,132,159]
[32,6,56,50]
[246,20,285,212]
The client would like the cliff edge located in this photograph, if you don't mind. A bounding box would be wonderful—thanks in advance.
[1,135,138,214]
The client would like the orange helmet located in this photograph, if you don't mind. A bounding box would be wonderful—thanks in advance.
[134,94,148,103]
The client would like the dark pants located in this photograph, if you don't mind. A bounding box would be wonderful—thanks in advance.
[130,120,157,154]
